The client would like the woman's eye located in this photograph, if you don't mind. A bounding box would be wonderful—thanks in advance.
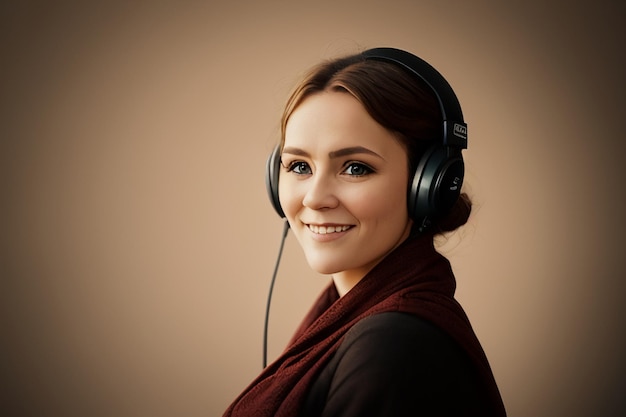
[343,162,373,177]
[286,161,312,175]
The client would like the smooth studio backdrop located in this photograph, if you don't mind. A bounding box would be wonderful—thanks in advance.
[1,1,624,416]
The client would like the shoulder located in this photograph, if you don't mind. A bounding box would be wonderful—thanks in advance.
[338,312,471,377]
[343,311,453,352]
[304,312,483,416]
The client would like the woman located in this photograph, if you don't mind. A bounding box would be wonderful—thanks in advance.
[223,47,506,417]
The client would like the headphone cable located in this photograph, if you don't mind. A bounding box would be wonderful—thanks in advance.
[263,220,290,369]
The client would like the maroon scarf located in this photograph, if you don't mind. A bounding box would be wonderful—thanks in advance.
[223,234,506,416]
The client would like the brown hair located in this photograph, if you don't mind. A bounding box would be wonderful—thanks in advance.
[280,52,471,234]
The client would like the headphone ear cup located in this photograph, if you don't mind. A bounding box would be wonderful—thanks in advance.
[409,145,464,226]
[265,145,286,218]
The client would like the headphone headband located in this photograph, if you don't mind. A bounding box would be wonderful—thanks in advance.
[361,47,467,149]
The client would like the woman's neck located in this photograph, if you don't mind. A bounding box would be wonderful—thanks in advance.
[331,271,365,297]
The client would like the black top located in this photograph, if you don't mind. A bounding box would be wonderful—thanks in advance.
[302,312,488,417]
[224,235,506,417]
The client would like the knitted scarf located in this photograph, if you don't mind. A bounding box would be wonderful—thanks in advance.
[223,234,506,416]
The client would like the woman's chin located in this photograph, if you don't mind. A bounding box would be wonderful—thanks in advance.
[304,257,343,276]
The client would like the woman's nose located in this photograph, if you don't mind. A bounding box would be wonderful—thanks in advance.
[302,172,339,210]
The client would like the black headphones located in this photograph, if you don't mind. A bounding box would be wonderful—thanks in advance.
[264,47,467,231]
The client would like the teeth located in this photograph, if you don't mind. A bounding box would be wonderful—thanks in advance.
[308,225,351,234]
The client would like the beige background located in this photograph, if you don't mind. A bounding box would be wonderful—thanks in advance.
[1,1,625,416]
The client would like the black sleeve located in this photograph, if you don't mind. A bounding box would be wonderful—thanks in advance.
[302,312,484,417]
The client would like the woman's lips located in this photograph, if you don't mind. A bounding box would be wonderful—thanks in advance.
[304,224,354,241]
[306,224,352,235]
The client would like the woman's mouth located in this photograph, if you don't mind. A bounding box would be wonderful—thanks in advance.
[306,224,353,235]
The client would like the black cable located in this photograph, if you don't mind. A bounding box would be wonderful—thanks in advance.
[262,220,290,369]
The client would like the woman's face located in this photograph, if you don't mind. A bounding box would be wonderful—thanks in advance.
[279,91,413,285]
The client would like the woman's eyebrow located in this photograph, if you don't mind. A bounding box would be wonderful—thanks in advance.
[281,146,310,157]
[281,146,384,160]
[328,146,383,160]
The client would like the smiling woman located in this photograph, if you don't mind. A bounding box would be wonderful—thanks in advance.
[223,47,507,417]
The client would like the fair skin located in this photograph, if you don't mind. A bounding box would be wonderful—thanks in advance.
[279,90,414,296]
